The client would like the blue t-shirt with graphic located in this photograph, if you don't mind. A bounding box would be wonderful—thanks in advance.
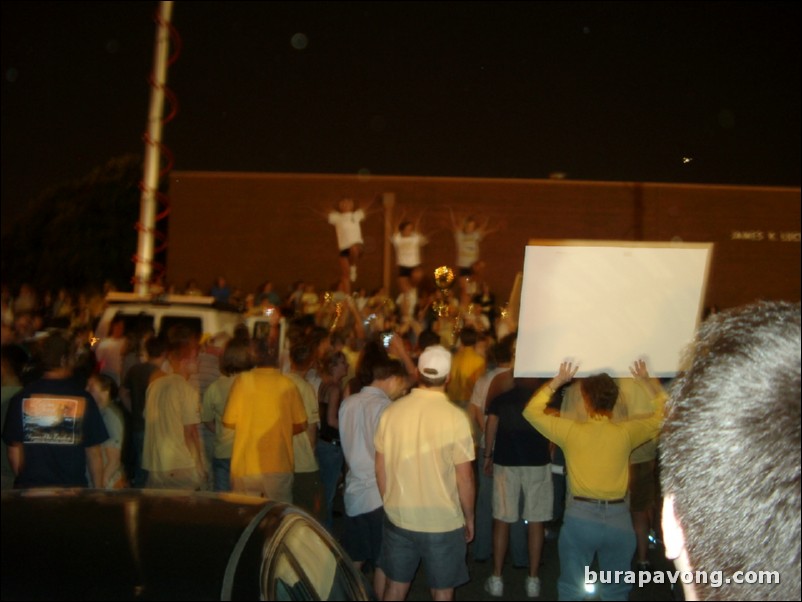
[2,377,109,487]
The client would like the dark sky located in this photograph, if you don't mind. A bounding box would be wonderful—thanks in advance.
[2,1,800,224]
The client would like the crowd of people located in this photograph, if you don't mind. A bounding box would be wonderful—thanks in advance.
[1,225,799,601]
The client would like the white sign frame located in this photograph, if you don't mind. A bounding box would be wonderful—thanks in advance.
[514,240,713,378]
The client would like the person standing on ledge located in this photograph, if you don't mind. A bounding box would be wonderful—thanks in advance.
[325,197,376,295]
[448,208,502,305]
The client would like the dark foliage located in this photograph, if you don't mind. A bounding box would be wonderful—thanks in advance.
[1,155,144,292]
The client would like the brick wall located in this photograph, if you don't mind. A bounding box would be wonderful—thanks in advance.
[165,172,800,310]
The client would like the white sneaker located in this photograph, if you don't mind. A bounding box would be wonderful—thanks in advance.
[484,575,503,597]
[349,265,357,282]
[525,576,541,597]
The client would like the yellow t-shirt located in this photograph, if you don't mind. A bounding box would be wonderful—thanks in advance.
[523,382,666,500]
[559,378,660,464]
[223,368,307,478]
[447,346,486,408]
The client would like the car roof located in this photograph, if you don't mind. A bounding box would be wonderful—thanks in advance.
[2,488,373,601]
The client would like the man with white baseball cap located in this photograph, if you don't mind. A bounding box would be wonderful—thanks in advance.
[374,345,476,600]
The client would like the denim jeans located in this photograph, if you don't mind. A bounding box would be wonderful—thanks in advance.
[213,457,231,492]
[557,499,636,601]
[473,449,494,560]
[316,439,344,531]
[131,430,148,488]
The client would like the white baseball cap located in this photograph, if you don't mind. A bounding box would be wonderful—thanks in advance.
[418,345,452,379]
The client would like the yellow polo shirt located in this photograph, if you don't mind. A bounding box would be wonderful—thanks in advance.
[375,388,475,532]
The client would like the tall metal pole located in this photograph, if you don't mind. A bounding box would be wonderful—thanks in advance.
[382,192,395,294]
[134,1,174,296]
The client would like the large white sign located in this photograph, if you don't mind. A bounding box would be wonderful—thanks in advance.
[514,240,713,378]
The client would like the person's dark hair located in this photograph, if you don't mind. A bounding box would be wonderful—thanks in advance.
[661,301,801,601]
[308,326,329,349]
[233,323,250,343]
[220,339,254,376]
[459,326,478,347]
[398,220,412,232]
[321,350,347,377]
[357,341,389,388]
[90,371,119,402]
[580,373,619,414]
[417,329,440,351]
[290,340,314,370]
[165,324,198,358]
[253,335,279,368]
[144,335,166,360]
[372,358,406,382]
[495,332,517,365]
[39,331,71,371]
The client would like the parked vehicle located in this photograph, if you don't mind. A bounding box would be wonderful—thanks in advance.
[93,292,244,344]
[1,488,374,601]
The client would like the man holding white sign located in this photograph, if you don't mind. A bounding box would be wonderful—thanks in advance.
[523,360,665,600]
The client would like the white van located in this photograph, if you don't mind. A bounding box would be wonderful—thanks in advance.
[94,293,244,344]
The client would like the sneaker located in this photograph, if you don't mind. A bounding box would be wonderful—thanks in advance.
[525,576,541,598]
[484,575,504,597]
[349,265,357,282]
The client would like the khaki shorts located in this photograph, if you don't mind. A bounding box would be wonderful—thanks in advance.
[492,464,553,523]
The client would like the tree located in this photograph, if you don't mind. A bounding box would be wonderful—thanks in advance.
[1,154,146,293]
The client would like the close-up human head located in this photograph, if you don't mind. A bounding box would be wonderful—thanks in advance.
[660,301,801,601]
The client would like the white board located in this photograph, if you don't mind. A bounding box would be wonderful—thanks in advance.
[514,240,713,378]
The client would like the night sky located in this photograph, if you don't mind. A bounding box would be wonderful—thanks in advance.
[2,1,800,225]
